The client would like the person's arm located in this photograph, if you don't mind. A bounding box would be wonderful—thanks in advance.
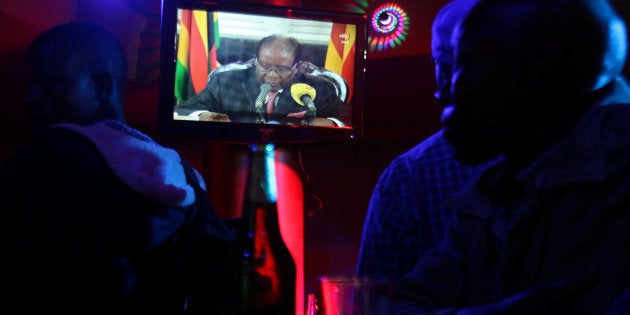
[357,158,423,279]
[393,218,598,315]
[174,86,214,116]
[308,117,341,126]
[392,224,469,314]
[315,91,351,126]
[301,75,351,126]
[174,73,231,121]
[451,282,581,315]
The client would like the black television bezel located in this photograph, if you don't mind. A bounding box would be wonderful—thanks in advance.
[158,0,368,144]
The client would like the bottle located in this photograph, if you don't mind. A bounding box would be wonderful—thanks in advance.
[305,293,319,315]
[222,143,297,315]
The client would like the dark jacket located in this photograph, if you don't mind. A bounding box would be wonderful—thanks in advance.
[174,66,350,125]
[394,78,630,314]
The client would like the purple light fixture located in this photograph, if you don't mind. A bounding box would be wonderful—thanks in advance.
[368,2,409,51]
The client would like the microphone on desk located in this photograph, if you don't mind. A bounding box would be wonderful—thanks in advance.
[255,83,272,123]
[290,83,317,116]
[255,83,272,111]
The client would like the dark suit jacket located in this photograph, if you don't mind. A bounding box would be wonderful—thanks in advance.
[174,67,351,125]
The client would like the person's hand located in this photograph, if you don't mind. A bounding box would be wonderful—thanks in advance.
[309,118,336,126]
[198,112,231,122]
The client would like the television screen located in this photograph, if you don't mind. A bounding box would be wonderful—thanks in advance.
[158,0,367,144]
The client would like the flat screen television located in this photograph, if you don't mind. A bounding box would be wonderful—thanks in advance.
[158,0,368,144]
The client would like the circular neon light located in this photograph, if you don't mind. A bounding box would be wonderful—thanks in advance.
[369,3,409,52]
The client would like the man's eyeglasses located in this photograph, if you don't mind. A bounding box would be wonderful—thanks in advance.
[255,58,295,75]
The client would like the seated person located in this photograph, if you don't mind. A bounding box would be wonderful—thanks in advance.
[0,22,233,314]
[393,0,630,313]
[356,0,488,282]
[174,34,350,127]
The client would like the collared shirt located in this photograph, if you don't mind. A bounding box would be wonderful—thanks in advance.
[394,78,630,314]
[356,129,491,281]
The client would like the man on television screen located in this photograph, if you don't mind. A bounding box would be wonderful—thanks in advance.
[174,34,350,127]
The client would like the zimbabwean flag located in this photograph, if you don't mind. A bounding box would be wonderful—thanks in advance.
[324,23,356,102]
[175,9,220,103]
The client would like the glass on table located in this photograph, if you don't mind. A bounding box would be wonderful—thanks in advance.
[312,275,392,315]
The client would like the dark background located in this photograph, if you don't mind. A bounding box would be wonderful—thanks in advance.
[2,0,630,309]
